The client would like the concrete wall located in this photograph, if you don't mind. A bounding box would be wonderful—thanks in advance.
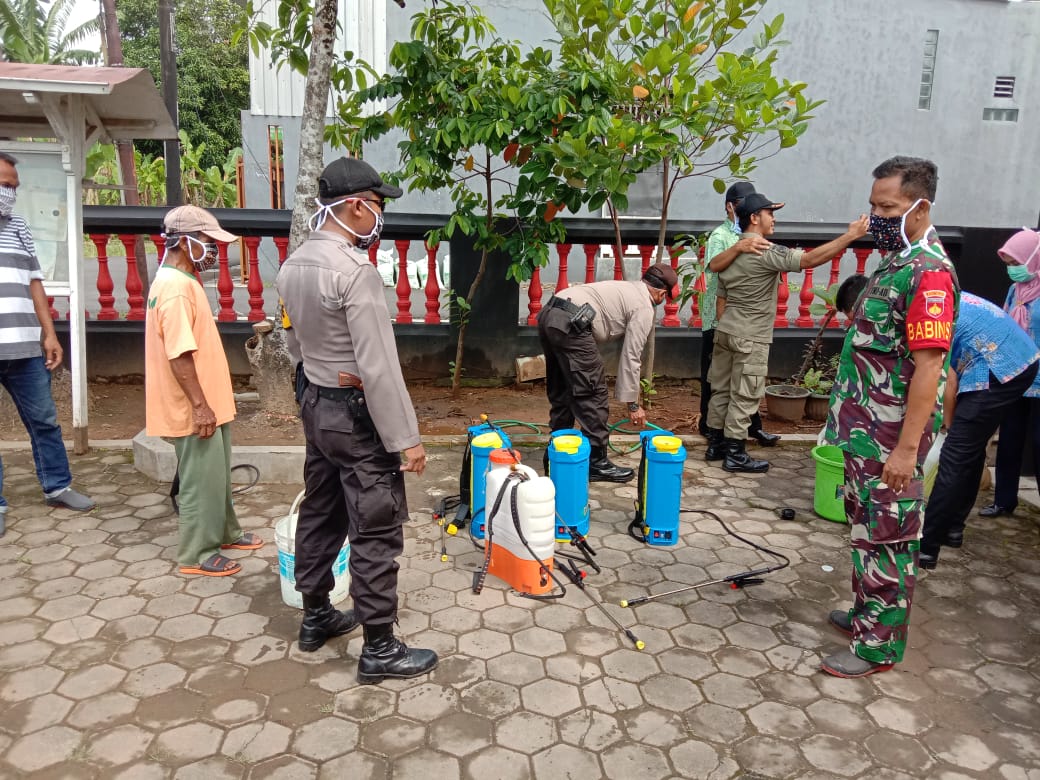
[242,0,1040,228]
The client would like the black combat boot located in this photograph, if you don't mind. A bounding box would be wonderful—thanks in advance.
[299,594,359,652]
[704,427,724,461]
[588,445,635,483]
[721,438,769,473]
[749,428,782,447]
[357,623,438,685]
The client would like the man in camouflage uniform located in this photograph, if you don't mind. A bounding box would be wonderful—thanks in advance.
[822,156,959,677]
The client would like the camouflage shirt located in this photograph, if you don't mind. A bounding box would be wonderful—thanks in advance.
[824,228,959,461]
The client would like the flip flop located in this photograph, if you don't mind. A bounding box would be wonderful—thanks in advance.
[221,533,264,551]
[180,553,241,577]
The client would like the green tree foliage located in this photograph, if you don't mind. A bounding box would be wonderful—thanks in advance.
[542,0,822,263]
[0,0,100,64]
[85,131,242,207]
[117,0,249,170]
[337,3,573,392]
[244,0,819,389]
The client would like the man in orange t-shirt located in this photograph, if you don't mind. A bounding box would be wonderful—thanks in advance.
[145,206,262,576]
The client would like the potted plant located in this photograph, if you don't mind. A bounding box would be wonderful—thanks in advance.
[801,366,835,421]
[764,382,810,422]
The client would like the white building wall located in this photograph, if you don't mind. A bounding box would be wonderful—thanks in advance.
[247,0,387,117]
[242,0,1040,228]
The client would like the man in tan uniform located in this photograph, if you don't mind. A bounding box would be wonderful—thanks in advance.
[537,263,679,482]
[707,193,868,472]
[276,157,436,685]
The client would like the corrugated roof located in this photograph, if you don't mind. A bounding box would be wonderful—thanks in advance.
[0,63,176,140]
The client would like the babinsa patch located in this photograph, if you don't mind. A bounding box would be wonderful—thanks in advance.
[923,289,946,318]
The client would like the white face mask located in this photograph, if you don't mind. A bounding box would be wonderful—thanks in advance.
[308,197,384,250]
[0,185,16,217]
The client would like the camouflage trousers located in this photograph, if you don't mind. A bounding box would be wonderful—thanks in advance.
[842,452,926,665]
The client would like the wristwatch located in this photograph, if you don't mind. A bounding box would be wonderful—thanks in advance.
[627,402,640,413]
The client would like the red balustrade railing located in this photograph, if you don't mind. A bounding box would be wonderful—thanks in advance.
[119,234,146,320]
[775,272,790,328]
[661,246,682,327]
[216,241,236,322]
[527,267,543,326]
[77,229,875,331]
[796,266,815,327]
[555,244,571,293]
[273,236,289,265]
[854,247,871,275]
[424,240,441,324]
[244,237,265,322]
[90,234,117,320]
[583,243,596,284]
[395,239,413,324]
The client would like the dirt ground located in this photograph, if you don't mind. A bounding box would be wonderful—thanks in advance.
[0,376,821,444]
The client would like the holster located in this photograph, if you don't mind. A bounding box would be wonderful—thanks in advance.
[569,303,596,334]
[294,362,309,407]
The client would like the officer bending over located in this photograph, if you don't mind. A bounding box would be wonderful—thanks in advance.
[276,157,436,685]
[537,263,680,483]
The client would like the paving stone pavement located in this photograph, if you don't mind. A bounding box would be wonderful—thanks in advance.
[0,442,1038,779]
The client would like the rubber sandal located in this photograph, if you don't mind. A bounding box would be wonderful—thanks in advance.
[221,533,264,550]
[179,553,241,577]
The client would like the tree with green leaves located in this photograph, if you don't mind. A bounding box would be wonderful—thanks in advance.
[0,0,99,64]
[340,3,571,393]
[116,0,249,171]
[542,0,822,265]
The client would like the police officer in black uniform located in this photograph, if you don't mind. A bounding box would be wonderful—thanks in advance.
[275,157,437,684]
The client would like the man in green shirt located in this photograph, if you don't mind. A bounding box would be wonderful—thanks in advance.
[700,182,779,449]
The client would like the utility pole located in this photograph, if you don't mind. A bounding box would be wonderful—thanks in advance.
[101,0,152,291]
[159,0,181,206]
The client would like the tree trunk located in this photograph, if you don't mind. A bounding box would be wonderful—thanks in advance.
[288,0,338,254]
[245,321,298,416]
[606,199,626,281]
[451,157,494,395]
[101,0,151,292]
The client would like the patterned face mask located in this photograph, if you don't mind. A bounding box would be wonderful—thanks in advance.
[0,185,16,217]
[869,198,926,253]
[186,235,218,272]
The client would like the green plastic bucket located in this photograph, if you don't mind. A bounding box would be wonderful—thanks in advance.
[811,445,847,523]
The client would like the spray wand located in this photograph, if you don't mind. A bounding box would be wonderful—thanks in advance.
[619,509,789,608]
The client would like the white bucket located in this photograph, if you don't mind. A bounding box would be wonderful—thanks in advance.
[275,490,351,609]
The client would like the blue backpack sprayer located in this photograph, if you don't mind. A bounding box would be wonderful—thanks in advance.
[612,423,790,608]
[433,416,644,649]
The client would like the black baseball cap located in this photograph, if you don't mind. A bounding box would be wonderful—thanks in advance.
[643,262,680,300]
[725,181,756,204]
[736,193,785,220]
[318,157,403,201]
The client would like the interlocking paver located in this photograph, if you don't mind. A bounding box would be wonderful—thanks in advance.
[0,445,1035,779]
[800,732,873,776]
[86,723,155,767]
[0,664,64,702]
[600,741,671,780]
[496,711,556,754]
[3,691,74,733]
[463,746,533,780]
[5,724,83,772]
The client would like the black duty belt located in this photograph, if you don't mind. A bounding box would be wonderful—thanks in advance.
[313,384,363,402]
[548,296,581,315]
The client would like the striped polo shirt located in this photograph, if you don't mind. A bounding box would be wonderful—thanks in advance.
[0,214,45,360]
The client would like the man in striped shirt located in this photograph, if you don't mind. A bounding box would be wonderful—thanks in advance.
[0,152,94,536]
